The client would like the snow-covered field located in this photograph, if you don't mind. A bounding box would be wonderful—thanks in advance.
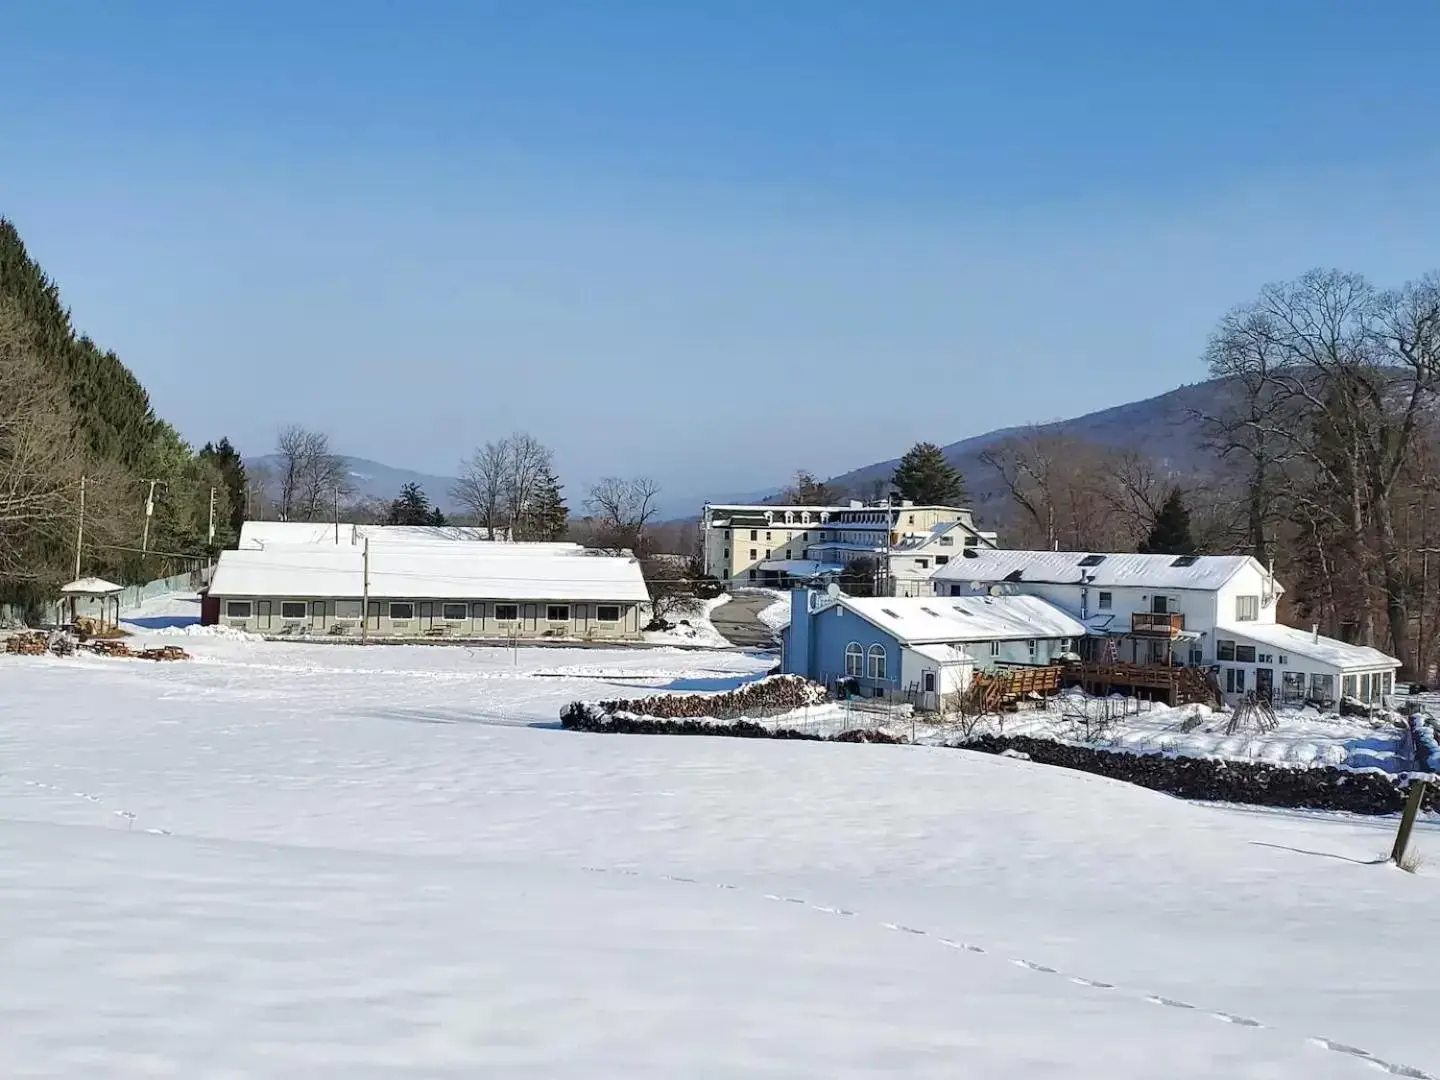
[3,629,1438,1077]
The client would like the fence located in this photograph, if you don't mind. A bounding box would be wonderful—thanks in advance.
[0,566,212,629]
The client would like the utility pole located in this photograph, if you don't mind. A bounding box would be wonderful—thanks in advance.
[74,475,86,579]
[361,536,370,644]
[334,486,340,544]
[208,487,217,546]
[139,479,165,553]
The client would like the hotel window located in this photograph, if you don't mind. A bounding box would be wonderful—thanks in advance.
[1234,644,1256,663]
[442,603,468,622]
[389,602,415,621]
[547,605,571,622]
[597,605,621,622]
[225,601,252,619]
[1098,592,1112,610]
[1235,594,1260,621]
[280,601,307,620]
[866,644,887,681]
[989,640,1000,657]
[845,642,863,677]
[1217,639,1236,661]
[494,604,519,621]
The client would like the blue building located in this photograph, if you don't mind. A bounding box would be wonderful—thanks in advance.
[781,588,1087,712]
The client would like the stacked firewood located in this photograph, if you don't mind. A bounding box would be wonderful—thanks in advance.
[5,632,51,656]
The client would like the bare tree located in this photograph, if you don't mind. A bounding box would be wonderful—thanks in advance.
[452,440,508,539]
[1198,305,1300,560]
[1221,269,1440,674]
[585,475,661,554]
[504,432,553,539]
[0,304,86,580]
[273,426,351,522]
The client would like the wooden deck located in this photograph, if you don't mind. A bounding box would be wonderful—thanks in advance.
[1070,662,1222,707]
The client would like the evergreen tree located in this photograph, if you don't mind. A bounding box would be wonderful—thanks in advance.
[891,442,967,505]
[198,437,248,536]
[1139,488,1197,556]
[385,482,444,526]
[523,467,569,541]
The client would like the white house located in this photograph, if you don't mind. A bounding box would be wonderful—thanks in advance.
[931,549,1400,706]
[781,589,1087,711]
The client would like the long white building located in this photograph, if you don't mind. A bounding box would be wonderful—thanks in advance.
[207,543,650,640]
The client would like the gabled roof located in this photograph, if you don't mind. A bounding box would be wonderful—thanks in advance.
[931,549,1275,593]
[208,547,650,602]
[838,594,1087,645]
[1218,623,1399,671]
[60,577,123,594]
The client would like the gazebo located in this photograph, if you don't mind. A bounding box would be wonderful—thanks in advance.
[58,577,124,632]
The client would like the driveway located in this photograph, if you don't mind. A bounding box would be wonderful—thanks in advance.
[711,592,780,650]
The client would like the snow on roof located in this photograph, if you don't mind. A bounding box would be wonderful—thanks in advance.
[59,577,123,594]
[909,642,976,665]
[839,594,1088,645]
[757,560,845,576]
[1219,623,1400,671]
[209,547,650,603]
[237,521,584,552]
[931,549,1271,592]
[238,521,346,548]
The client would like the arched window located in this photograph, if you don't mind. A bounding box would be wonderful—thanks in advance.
[867,644,887,681]
[844,642,863,678]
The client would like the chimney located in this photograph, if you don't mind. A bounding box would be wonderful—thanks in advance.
[1312,624,1319,644]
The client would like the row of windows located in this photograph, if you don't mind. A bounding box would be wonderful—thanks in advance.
[225,601,622,623]
[844,642,888,681]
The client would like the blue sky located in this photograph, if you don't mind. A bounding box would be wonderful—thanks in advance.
[4,1,1440,511]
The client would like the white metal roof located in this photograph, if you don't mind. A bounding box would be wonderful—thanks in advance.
[839,594,1088,645]
[209,547,650,602]
[1217,623,1399,672]
[931,549,1273,593]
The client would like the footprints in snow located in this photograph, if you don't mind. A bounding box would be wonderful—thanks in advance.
[580,862,1435,1080]
[17,778,166,834]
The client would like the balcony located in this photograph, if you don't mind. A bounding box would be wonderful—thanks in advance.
[1131,611,1185,635]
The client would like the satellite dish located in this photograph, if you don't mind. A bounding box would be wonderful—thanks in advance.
[826,582,841,599]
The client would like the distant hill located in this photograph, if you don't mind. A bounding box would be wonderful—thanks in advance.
[659,378,1229,524]
[825,378,1228,521]
[246,455,462,513]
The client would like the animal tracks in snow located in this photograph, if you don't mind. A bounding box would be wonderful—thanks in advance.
[578,862,1435,1080]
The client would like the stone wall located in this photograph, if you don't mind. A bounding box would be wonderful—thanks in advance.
[566,673,826,723]
[960,735,1439,816]
[560,707,901,744]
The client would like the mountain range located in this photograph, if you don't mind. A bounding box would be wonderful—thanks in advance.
[248,377,1227,524]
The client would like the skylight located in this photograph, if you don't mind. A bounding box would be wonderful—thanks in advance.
[1077,555,1107,567]
[881,608,900,618]
[920,607,939,617]
[1170,555,1199,567]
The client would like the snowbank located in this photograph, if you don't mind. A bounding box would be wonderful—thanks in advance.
[149,623,262,641]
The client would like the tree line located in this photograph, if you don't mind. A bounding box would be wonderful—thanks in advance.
[1,219,245,611]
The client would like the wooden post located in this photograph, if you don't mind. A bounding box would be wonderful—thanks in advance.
[360,537,370,645]
[1391,779,1429,866]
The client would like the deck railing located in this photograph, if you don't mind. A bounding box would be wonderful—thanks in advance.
[1130,611,1185,634]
